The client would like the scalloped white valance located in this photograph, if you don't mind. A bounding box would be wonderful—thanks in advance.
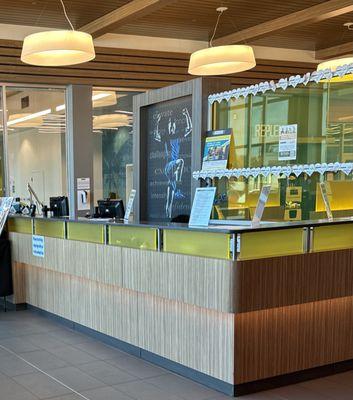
[208,63,353,104]
[193,162,353,180]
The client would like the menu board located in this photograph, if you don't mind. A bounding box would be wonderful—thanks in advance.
[145,96,192,221]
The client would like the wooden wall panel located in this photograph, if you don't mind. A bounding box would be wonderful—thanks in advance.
[10,256,235,385]
[10,232,235,313]
[0,40,317,89]
[235,297,353,384]
[137,292,235,384]
[236,249,353,313]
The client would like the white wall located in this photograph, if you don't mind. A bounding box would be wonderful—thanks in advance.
[8,130,65,205]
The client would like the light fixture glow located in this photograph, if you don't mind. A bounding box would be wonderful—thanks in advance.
[317,57,353,72]
[7,109,51,127]
[91,91,117,107]
[55,91,117,112]
[21,30,95,66]
[188,45,256,75]
[93,113,132,129]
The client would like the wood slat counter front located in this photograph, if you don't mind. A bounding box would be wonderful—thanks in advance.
[7,216,353,396]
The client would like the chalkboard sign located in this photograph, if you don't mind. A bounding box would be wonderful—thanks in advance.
[145,96,192,221]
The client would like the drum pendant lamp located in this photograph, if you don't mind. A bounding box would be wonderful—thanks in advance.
[188,7,256,76]
[21,0,95,66]
[317,57,353,72]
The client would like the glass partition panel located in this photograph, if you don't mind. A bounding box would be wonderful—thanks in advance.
[210,75,353,222]
[6,86,67,206]
[92,89,142,206]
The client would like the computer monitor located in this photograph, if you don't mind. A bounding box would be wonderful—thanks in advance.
[97,199,125,219]
[50,196,69,218]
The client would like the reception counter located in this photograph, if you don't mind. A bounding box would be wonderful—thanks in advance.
[7,215,353,396]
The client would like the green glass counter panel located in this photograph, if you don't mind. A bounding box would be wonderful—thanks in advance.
[312,224,353,252]
[34,219,65,239]
[67,222,104,244]
[238,228,305,261]
[108,226,157,250]
[8,218,32,234]
[163,229,230,260]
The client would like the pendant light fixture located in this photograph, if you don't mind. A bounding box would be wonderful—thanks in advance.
[21,0,95,66]
[317,23,353,72]
[317,57,353,72]
[188,7,256,76]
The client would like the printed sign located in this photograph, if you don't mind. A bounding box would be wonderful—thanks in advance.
[124,189,136,222]
[32,235,45,258]
[252,185,272,226]
[278,124,297,161]
[189,187,216,227]
[202,129,231,170]
[77,177,91,211]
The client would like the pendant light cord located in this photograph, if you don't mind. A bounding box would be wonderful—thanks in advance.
[59,0,75,31]
[210,8,225,47]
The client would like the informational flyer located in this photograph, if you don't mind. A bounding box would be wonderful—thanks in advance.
[32,235,45,258]
[278,124,297,161]
[189,187,216,227]
[77,177,90,211]
[202,129,232,170]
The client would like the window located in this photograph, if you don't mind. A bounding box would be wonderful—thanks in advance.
[92,89,142,205]
[6,86,67,205]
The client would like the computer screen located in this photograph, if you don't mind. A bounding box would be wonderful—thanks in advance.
[50,196,69,218]
[97,199,125,219]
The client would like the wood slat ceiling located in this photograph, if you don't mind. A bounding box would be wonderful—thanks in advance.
[0,0,131,29]
[0,39,317,89]
[0,0,350,53]
[114,0,332,41]
[250,11,353,50]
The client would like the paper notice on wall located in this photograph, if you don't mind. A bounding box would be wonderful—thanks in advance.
[278,124,297,161]
[77,178,91,211]
[32,235,45,258]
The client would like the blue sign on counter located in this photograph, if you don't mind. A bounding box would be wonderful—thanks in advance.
[32,235,45,258]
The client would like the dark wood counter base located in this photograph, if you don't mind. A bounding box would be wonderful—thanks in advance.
[234,358,353,396]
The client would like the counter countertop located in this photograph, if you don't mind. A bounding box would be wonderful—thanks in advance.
[8,214,353,234]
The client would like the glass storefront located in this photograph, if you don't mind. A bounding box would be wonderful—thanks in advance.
[210,76,353,221]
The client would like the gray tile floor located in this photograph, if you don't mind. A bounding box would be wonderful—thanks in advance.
[0,310,353,400]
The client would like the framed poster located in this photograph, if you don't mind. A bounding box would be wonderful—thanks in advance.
[202,129,232,170]
[144,96,193,222]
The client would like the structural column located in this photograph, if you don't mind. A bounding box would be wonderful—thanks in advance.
[66,85,94,219]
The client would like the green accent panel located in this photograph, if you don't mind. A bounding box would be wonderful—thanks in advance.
[67,222,104,244]
[238,228,305,261]
[312,224,353,252]
[108,226,157,250]
[163,229,230,260]
[34,219,65,239]
[7,217,32,234]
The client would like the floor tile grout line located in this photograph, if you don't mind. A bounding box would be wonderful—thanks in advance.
[0,344,92,400]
